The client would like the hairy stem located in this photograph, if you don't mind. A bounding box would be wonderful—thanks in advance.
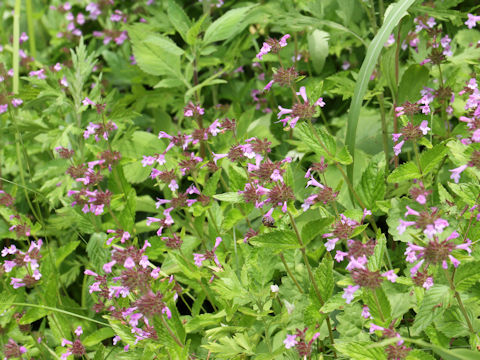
[278,252,304,294]
[288,211,336,357]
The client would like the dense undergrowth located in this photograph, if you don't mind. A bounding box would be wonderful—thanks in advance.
[1,0,480,359]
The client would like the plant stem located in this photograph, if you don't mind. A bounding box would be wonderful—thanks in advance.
[13,0,21,94]
[288,211,336,358]
[12,303,109,326]
[278,252,303,294]
[26,0,36,58]
[306,120,366,209]
[377,93,390,178]
[413,141,423,177]
[159,314,184,348]
[372,289,385,323]
[442,268,476,335]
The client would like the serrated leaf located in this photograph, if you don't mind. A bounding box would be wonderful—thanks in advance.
[336,341,387,360]
[365,286,392,325]
[315,254,334,301]
[86,233,110,272]
[213,192,243,203]
[301,217,333,245]
[295,122,336,161]
[368,233,386,271]
[55,241,80,268]
[83,327,115,347]
[128,24,183,79]
[411,284,451,335]
[448,182,479,206]
[167,0,191,42]
[454,261,480,291]
[336,146,353,165]
[204,170,222,196]
[434,306,471,338]
[420,143,447,175]
[203,6,255,44]
[249,230,300,251]
[358,161,385,210]
[387,161,420,183]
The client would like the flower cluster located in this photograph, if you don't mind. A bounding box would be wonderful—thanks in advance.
[284,328,320,357]
[84,239,180,346]
[2,240,43,289]
[61,326,86,359]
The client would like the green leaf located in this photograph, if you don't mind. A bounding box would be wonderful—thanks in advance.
[346,0,416,185]
[420,143,447,175]
[368,233,386,271]
[335,342,387,360]
[411,284,451,335]
[83,327,115,347]
[295,122,336,161]
[128,24,184,79]
[203,6,255,44]
[387,161,420,183]
[167,0,191,42]
[335,146,353,165]
[300,217,334,245]
[222,208,244,230]
[365,286,392,325]
[20,307,49,324]
[454,261,480,291]
[358,161,386,210]
[448,182,479,206]
[213,192,243,203]
[86,233,110,272]
[406,349,436,360]
[308,29,329,74]
[203,170,222,196]
[249,230,300,251]
[315,254,334,301]
[434,306,471,338]
[397,64,430,104]
[55,241,80,268]
[186,14,208,45]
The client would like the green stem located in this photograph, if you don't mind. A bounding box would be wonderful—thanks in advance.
[288,211,336,358]
[307,119,367,210]
[13,0,21,94]
[372,289,385,323]
[11,303,109,327]
[159,314,184,348]
[413,141,423,177]
[279,252,304,294]
[377,93,390,179]
[26,0,36,58]
[442,268,476,335]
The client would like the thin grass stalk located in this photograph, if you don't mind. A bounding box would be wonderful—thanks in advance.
[26,0,36,58]
[13,0,21,94]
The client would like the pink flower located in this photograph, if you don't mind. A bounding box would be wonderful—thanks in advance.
[449,165,467,183]
[382,270,398,283]
[393,140,404,156]
[283,334,298,349]
[361,305,372,319]
[419,120,430,135]
[74,326,83,336]
[465,14,480,29]
[342,285,360,304]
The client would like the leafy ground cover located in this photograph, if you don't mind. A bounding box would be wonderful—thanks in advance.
[1,0,480,359]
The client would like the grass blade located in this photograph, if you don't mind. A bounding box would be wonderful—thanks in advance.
[345,0,415,185]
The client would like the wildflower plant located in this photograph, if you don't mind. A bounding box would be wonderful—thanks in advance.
[1,0,480,359]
